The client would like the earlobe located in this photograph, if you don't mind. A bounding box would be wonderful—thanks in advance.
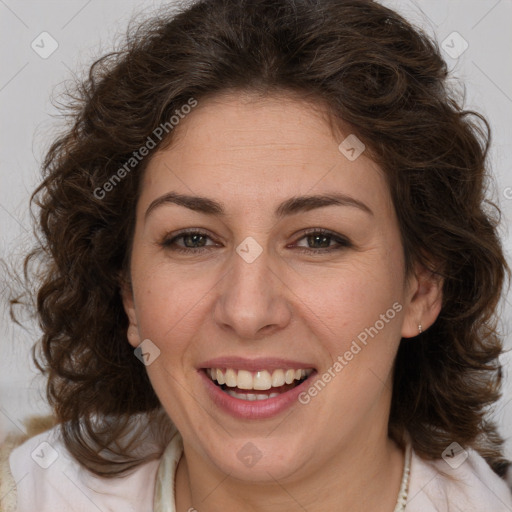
[126,325,141,348]
[401,264,443,339]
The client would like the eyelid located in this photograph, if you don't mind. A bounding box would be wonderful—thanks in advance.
[160,228,219,248]
[159,227,351,254]
[290,228,352,252]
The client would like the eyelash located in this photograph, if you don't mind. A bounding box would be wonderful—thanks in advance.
[160,228,352,255]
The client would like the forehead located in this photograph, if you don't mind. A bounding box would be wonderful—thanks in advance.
[138,92,392,218]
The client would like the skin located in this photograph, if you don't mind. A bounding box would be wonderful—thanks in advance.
[122,91,443,511]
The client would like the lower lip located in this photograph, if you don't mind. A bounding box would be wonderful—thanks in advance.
[199,370,316,420]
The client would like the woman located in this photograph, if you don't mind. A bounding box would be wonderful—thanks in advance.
[2,0,512,510]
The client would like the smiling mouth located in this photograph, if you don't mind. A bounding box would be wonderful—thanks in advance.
[204,367,314,401]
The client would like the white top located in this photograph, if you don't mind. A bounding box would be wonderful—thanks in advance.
[7,425,512,511]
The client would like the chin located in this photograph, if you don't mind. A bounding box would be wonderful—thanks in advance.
[201,435,311,483]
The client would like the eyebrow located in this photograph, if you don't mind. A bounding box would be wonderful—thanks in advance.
[144,191,373,221]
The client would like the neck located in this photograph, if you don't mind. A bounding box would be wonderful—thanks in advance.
[175,425,405,512]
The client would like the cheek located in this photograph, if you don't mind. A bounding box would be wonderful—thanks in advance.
[287,258,405,408]
[131,261,217,350]
[297,263,404,415]
[288,254,403,336]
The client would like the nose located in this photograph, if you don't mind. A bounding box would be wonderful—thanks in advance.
[213,243,292,340]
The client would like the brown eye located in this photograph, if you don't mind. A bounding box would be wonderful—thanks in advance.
[161,230,217,253]
[293,229,352,254]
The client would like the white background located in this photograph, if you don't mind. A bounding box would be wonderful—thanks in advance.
[1,0,512,456]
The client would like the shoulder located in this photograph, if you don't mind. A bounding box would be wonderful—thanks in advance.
[1,415,57,512]
[4,419,164,512]
[407,444,512,512]
[0,434,24,512]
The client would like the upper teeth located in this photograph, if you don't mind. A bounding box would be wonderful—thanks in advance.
[206,368,313,390]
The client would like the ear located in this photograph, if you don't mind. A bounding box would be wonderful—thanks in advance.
[119,274,142,348]
[401,263,443,338]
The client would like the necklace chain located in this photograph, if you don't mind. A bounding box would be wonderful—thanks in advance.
[394,440,412,512]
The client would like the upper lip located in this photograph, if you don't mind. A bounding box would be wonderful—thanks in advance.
[198,357,315,372]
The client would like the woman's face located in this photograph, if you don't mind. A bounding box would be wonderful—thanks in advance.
[122,92,436,482]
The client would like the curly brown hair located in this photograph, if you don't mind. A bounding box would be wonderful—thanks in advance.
[10,0,510,477]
